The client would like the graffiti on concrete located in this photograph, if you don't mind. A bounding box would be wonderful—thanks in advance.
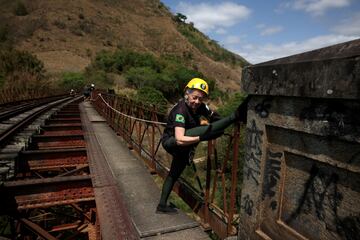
[262,150,282,210]
[300,101,360,137]
[286,164,359,238]
[244,120,263,186]
[242,194,254,216]
[244,152,261,186]
[287,164,342,228]
[246,120,263,155]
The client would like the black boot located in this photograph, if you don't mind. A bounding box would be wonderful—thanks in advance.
[156,204,178,214]
[157,176,178,214]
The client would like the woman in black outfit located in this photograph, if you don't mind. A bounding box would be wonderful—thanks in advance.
[157,78,248,214]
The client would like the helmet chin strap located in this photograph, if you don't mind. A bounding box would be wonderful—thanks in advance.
[184,94,190,105]
[184,94,197,113]
[184,94,194,110]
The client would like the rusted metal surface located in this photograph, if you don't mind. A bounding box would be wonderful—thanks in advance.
[46,118,81,125]
[3,175,94,209]
[0,97,74,147]
[93,186,139,240]
[30,134,85,149]
[242,39,360,99]
[12,204,97,240]
[0,98,101,240]
[0,102,40,122]
[239,40,360,239]
[40,123,83,136]
[18,218,58,240]
[0,97,84,183]
[17,148,87,171]
[80,103,139,240]
[92,91,242,238]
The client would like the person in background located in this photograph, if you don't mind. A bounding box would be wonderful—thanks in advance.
[156,78,249,214]
[83,83,95,101]
[70,89,75,97]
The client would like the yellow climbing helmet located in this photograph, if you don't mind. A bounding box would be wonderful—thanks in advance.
[185,78,209,96]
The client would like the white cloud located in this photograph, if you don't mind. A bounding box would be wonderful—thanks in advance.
[233,34,359,64]
[285,0,351,15]
[261,26,283,36]
[332,12,360,35]
[256,24,266,29]
[176,2,251,32]
[215,28,227,35]
[224,35,242,45]
[256,24,284,36]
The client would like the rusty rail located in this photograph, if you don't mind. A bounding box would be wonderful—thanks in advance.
[0,95,66,120]
[0,96,70,147]
[91,90,243,238]
[0,98,102,240]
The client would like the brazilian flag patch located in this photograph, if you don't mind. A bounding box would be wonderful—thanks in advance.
[175,114,185,123]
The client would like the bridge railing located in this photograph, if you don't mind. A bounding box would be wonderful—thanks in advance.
[91,90,243,238]
[0,86,65,105]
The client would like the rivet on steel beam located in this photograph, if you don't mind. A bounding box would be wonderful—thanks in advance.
[272,69,278,76]
[327,89,333,95]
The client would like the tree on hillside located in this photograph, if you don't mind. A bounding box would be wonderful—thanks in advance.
[60,72,85,91]
[175,13,187,23]
[0,49,45,78]
[14,0,28,16]
[135,86,168,114]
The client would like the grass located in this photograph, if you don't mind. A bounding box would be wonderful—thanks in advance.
[176,23,249,67]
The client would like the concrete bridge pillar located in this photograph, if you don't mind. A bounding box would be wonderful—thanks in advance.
[238,39,360,240]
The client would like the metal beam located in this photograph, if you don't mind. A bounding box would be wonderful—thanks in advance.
[18,218,57,240]
[3,175,94,210]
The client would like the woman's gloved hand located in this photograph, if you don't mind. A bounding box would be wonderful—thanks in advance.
[200,116,209,125]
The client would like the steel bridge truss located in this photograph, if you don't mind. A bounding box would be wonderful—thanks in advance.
[0,100,101,240]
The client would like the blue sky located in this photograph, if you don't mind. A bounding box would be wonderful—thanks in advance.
[161,0,360,64]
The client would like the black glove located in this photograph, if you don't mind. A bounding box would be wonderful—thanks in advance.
[234,95,251,123]
[199,130,224,141]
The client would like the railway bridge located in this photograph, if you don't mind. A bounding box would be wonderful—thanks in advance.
[0,39,359,240]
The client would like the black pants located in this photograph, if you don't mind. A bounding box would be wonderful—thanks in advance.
[162,137,195,179]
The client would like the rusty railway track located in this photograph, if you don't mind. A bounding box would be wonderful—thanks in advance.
[0,96,67,120]
[0,97,138,240]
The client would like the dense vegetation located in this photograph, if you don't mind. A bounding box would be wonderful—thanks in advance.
[0,48,60,103]
[0,48,44,81]
[84,48,228,112]
[14,0,28,16]
[59,72,85,91]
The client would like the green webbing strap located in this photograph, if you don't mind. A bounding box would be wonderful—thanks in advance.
[185,113,236,137]
[185,124,211,136]
[191,162,204,192]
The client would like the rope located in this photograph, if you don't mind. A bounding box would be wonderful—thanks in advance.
[96,93,167,126]
[90,93,100,102]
